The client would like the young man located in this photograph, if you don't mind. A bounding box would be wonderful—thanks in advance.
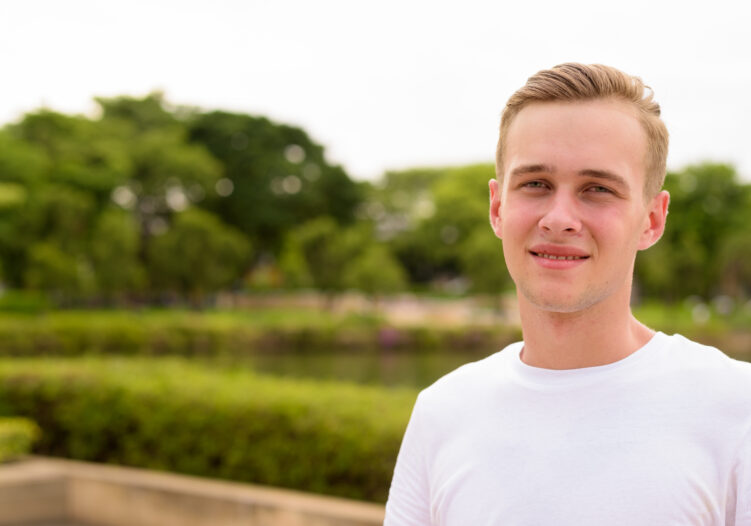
[384,63,751,525]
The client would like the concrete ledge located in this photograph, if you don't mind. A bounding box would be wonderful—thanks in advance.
[0,460,67,524]
[0,457,385,526]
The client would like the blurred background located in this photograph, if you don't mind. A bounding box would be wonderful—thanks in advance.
[0,0,749,507]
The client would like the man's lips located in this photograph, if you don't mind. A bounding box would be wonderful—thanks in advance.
[528,244,590,260]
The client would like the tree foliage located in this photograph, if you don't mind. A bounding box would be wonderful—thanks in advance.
[636,163,751,301]
[342,244,407,299]
[90,208,145,299]
[285,217,358,295]
[188,111,363,254]
[0,93,366,304]
[24,242,93,299]
[147,208,251,301]
[367,164,494,285]
[460,227,510,295]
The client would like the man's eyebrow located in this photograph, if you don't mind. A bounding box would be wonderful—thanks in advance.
[509,164,555,178]
[578,169,629,188]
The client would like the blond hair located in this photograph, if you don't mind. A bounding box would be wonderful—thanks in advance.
[496,63,669,197]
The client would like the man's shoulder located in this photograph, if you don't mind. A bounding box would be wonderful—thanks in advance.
[662,332,748,368]
[416,341,522,407]
[658,332,751,391]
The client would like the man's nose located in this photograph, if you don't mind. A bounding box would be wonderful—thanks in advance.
[538,193,582,234]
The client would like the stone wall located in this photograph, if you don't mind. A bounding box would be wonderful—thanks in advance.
[0,457,385,526]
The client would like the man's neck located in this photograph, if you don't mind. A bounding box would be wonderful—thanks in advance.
[517,292,654,370]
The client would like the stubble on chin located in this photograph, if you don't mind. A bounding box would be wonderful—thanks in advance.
[515,281,613,316]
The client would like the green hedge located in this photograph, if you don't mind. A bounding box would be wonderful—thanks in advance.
[0,357,416,502]
[0,310,521,356]
[0,416,40,462]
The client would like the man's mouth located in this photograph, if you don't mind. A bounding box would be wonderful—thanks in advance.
[530,251,589,261]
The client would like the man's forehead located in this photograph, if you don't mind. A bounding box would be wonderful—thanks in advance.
[499,100,650,200]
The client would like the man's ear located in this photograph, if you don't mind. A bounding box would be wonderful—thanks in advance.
[638,190,670,250]
[489,179,503,240]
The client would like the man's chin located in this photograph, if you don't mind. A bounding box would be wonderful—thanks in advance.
[517,288,600,315]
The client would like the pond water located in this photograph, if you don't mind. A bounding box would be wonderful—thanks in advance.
[222,348,498,388]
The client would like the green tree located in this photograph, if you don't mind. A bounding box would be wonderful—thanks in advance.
[0,184,96,288]
[188,111,363,254]
[287,217,355,296]
[719,232,751,299]
[95,92,182,132]
[342,244,408,301]
[24,184,97,253]
[24,242,94,300]
[147,208,251,302]
[277,237,314,289]
[0,183,28,286]
[370,164,494,285]
[285,217,407,300]
[90,208,145,300]
[460,227,510,295]
[95,96,223,251]
[11,110,131,199]
[0,130,49,185]
[636,163,750,301]
[0,92,372,304]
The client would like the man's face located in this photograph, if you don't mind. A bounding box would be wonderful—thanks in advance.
[489,99,669,314]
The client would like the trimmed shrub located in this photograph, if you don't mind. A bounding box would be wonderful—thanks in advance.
[0,310,522,356]
[0,417,40,462]
[0,357,416,502]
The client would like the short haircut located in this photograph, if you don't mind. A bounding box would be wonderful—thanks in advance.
[496,63,669,198]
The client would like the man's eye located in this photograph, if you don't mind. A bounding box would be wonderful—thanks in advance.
[523,181,547,189]
[588,185,612,193]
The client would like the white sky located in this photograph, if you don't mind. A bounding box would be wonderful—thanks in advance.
[2,0,750,181]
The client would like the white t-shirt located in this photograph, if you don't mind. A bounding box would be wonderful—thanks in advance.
[384,332,751,525]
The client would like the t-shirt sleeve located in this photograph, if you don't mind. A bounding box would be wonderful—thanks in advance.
[384,393,432,525]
